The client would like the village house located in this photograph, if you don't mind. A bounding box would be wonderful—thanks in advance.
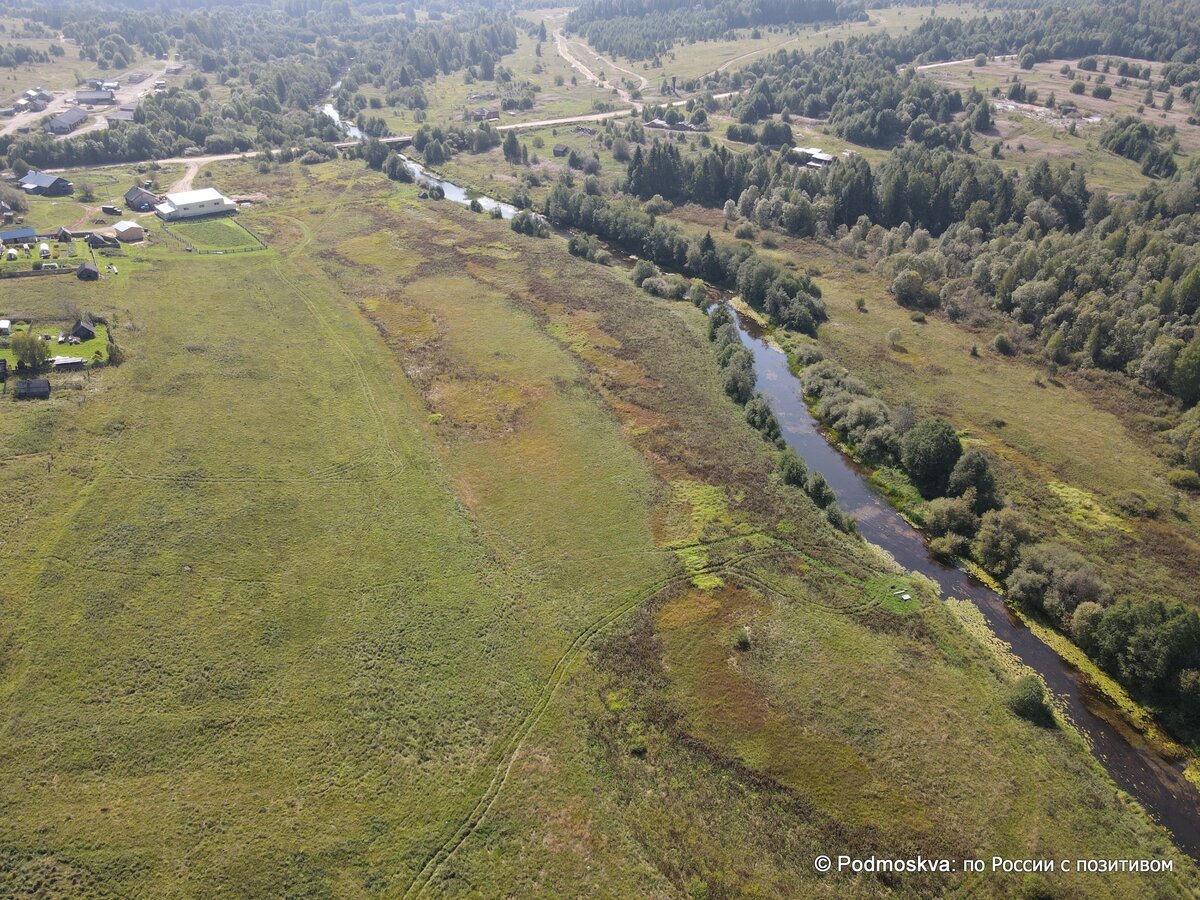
[793,146,836,168]
[70,318,96,341]
[46,107,88,135]
[15,379,50,400]
[75,88,116,105]
[106,104,137,126]
[18,171,73,195]
[124,186,159,211]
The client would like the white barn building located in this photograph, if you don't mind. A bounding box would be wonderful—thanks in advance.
[155,188,236,221]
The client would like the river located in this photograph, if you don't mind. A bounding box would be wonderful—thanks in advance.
[727,306,1200,860]
[320,98,517,219]
[311,121,1200,856]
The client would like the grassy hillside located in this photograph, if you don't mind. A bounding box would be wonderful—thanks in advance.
[0,158,1193,895]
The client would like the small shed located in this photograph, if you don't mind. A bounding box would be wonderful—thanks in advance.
[71,318,96,341]
[76,261,100,281]
[0,319,10,334]
[51,356,85,371]
[113,220,144,242]
[15,379,50,400]
[552,143,569,157]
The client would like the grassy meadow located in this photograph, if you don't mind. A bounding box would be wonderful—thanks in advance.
[0,157,1194,895]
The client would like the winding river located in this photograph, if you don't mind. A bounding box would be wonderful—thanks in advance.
[728,307,1200,860]
[312,103,1200,855]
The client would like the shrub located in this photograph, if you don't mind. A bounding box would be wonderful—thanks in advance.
[806,471,835,508]
[733,222,755,240]
[973,508,1032,576]
[779,448,807,486]
[1167,468,1200,491]
[631,258,659,286]
[992,333,1015,355]
[901,417,962,497]
[925,496,979,538]
[946,449,1001,513]
[744,394,782,445]
[1007,543,1107,627]
[1007,675,1055,727]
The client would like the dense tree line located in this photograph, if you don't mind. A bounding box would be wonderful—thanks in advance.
[564,0,854,62]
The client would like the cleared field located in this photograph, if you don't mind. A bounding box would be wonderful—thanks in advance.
[928,54,1200,192]
[608,4,987,81]
[368,12,619,136]
[0,157,1193,895]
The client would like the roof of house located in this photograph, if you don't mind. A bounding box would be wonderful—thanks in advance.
[72,318,96,335]
[77,261,100,278]
[125,185,157,201]
[113,220,142,232]
[0,226,36,242]
[15,379,50,396]
[50,107,87,128]
[20,170,66,189]
[75,89,114,102]
[107,108,136,122]
[51,355,86,366]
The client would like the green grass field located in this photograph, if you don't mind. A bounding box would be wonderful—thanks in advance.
[0,157,1193,895]
[165,216,261,251]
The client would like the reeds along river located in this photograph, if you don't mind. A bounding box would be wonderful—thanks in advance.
[724,305,1200,862]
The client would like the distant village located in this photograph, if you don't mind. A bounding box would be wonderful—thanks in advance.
[1,171,237,402]
[1,65,186,138]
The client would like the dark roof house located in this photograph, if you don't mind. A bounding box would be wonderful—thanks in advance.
[71,318,96,341]
[76,261,100,281]
[19,171,72,196]
[75,89,115,105]
[15,379,50,400]
[46,107,87,135]
[124,186,158,211]
[552,143,569,157]
[0,226,36,244]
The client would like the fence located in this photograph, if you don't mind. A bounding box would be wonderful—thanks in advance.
[159,216,268,255]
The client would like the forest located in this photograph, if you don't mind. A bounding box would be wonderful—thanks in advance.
[564,0,855,61]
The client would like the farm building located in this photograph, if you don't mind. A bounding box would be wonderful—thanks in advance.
[75,89,115,105]
[51,356,85,370]
[15,379,50,400]
[113,220,145,242]
[124,186,158,211]
[0,226,36,244]
[106,106,137,126]
[18,171,72,196]
[0,320,10,334]
[792,146,836,168]
[46,107,87,135]
[76,261,99,281]
[86,233,119,249]
[70,318,96,341]
[155,187,236,221]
